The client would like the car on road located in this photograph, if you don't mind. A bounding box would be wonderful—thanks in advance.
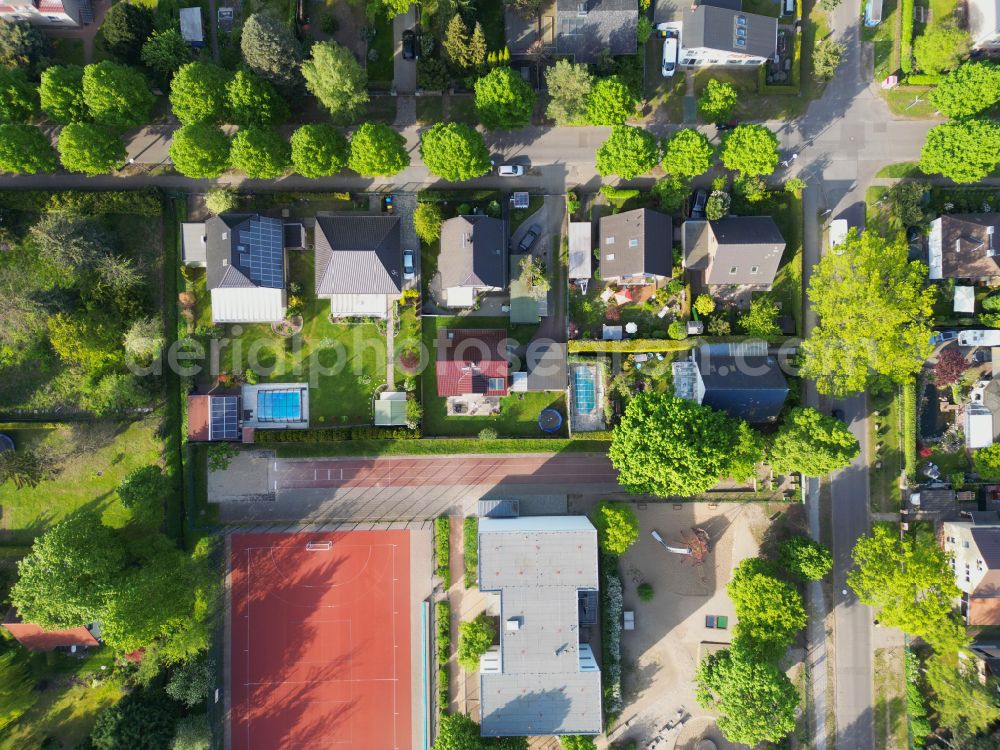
[518,224,542,253]
[690,189,708,219]
[403,248,415,280]
[498,164,525,176]
[929,330,958,346]
[661,31,678,77]
[402,30,418,60]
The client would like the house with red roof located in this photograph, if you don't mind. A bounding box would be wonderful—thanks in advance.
[0,0,91,26]
[435,329,510,399]
[3,609,99,652]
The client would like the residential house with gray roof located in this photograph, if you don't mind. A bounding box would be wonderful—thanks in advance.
[506,0,638,64]
[682,215,785,288]
[942,514,1000,626]
[928,213,1000,281]
[197,214,288,324]
[477,515,602,737]
[314,214,402,318]
[678,0,777,67]
[598,208,673,284]
[439,215,506,308]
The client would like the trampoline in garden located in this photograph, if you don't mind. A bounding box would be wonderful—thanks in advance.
[539,408,563,433]
[0,434,12,452]
[573,367,596,414]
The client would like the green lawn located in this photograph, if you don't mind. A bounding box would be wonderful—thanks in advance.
[365,95,398,124]
[875,162,926,178]
[368,13,395,84]
[869,388,903,513]
[766,193,804,336]
[882,87,939,117]
[742,0,781,17]
[420,317,568,437]
[0,419,165,544]
[447,94,478,125]
[417,96,445,124]
[200,251,388,425]
[873,647,908,750]
[270,437,611,457]
[0,644,120,750]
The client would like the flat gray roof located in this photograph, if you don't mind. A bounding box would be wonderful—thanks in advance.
[478,516,602,737]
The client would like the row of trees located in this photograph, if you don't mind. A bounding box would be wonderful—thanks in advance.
[609,393,860,498]
[595,122,780,183]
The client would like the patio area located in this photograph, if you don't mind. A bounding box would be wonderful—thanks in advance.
[446,395,502,417]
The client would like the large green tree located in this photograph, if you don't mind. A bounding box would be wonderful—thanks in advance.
[100,2,153,64]
[801,230,935,396]
[697,79,738,122]
[929,61,1000,118]
[240,13,303,95]
[727,558,806,655]
[738,294,780,337]
[169,61,230,125]
[913,26,970,74]
[57,121,125,175]
[925,654,1000,736]
[457,614,495,671]
[88,684,183,750]
[661,128,714,178]
[228,126,290,179]
[585,75,637,125]
[82,61,153,128]
[420,122,491,182]
[225,68,288,126]
[609,393,762,496]
[348,122,410,176]
[592,501,639,555]
[11,512,127,628]
[595,124,660,180]
[545,59,592,125]
[974,443,1000,481]
[301,41,368,121]
[0,68,35,123]
[474,67,534,129]
[141,28,192,82]
[39,64,85,123]
[778,536,833,581]
[769,407,860,476]
[919,118,1000,183]
[695,645,798,746]
[169,122,231,178]
[719,123,779,176]
[0,123,57,174]
[0,18,50,76]
[431,712,527,750]
[848,523,967,653]
[0,448,50,490]
[290,123,348,178]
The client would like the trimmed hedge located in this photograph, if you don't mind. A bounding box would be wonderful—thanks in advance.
[0,189,163,216]
[435,516,451,587]
[903,382,916,480]
[463,517,478,589]
[253,426,420,443]
[568,339,695,353]
[600,553,624,720]
[437,667,449,716]
[435,600,451,714]
[901,0,914,74]
[905,73,942,85]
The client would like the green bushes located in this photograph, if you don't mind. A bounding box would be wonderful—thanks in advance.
[901,0,914,74]
[637,582,654,601]
[435,600,450,714]
[435,516,451,587]
[0,189,162,215]
[253,426,420,443]
[568,339,695,353]
[902,382,916,480]
[463,517,478,589]
[457,613,495,671]
[601,553,624,719]
[906,649,931,745]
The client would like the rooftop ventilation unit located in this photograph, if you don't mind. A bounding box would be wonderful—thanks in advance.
[506,617,522,632]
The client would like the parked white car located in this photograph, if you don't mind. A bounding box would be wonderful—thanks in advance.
[661,33,678,77]
[497,164,524,176]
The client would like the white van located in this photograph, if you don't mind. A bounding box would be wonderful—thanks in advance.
[828,219,849,253]
[661,35,678,77]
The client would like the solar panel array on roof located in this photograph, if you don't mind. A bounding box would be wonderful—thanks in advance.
[238,217,284,289]
[210,396,239,440]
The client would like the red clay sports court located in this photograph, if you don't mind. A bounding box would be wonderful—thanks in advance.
[230,531,411,750]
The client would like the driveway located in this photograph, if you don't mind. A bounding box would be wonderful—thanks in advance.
[394,192,419,291]
[508,196,567,342]
[392,4,418,94]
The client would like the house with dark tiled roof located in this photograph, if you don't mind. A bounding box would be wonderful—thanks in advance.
[682,216,785,288]
[182,214,289,324]
[0,0,91,26]
[439,216,506,308]
[679,0,777,67]
[506,0,638,64]
[942,513,1000,626]
[673,341,788,422]
[598,208,673,284]
[436,329,509,397]
[928,213,1000,281]
[314,214,402,319]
